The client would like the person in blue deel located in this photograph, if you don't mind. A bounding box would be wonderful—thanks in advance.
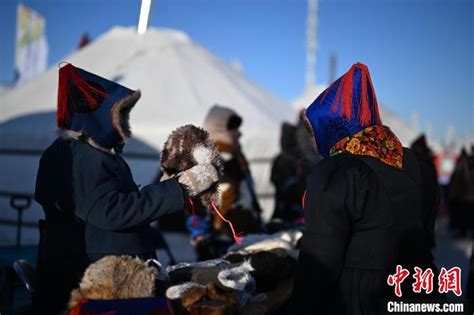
[33,63,218,314]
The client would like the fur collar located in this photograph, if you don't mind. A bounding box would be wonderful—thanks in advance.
[59,129,116,154]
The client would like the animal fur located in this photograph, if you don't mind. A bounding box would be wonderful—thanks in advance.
[69,256,157,310]
[224,250,296,293]
[166,259,230,273]
[59,90,141,154]
[166,282,237,314]
[206,282,236,305]
[161,125,224,207]
[59,129,115,154]
[110,90,141,141]
[217,261,255,292]
[226,230,302,254]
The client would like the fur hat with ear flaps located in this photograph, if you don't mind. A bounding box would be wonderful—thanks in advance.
[160,124,224,208]
[57,63,141,152]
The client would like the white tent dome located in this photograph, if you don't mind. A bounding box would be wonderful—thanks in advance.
[0,26,294,157]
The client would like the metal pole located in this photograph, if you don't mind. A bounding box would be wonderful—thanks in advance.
[137,0,153,35]
[16,208,23,247]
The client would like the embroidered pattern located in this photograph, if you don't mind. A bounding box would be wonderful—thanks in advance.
[329,125,403,169]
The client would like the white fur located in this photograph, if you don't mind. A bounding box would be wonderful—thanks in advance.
[146,259,169,282]
[166,259,230,273]
[220,152,232,161]
[59,129,114,154]
[179,138,184,153]
[192,145,212,164]
[217,261,255,291]
[227,230,303,253]
[165,282,206,300]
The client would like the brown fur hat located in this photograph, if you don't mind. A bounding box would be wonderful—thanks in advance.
[160,124,224,207]
[69,256,157,309]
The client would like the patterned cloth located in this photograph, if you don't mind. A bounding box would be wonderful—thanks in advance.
[329,125,403,169]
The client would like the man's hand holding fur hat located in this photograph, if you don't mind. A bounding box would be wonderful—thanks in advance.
[178,163,218,197]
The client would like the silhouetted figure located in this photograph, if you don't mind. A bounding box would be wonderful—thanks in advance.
[290,63,442,314]
[447,149,474,237]
[270,123,306,226]
[34,64,218,314]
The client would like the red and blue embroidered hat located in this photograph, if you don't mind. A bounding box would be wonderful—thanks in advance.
[302,62,382,157]
[56,63,141,151]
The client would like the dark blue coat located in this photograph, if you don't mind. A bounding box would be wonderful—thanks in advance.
[291,148,441,314]
[34,137,184,314]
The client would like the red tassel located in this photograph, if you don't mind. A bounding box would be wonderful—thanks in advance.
[188,198,199,227]
[57,63,108,127]
[363,66,381,125]
[359,67,370,125]
[329,63,381,126]
[331,65,355,121]
[210,201,244,245]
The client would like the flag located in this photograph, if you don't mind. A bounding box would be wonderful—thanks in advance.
[15,3,48,84]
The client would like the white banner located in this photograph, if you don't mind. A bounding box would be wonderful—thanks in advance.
[15,3,48,84]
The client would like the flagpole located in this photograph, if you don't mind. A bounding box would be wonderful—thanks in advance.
[137,0,152,35]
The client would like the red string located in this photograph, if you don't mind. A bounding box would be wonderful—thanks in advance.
[187,198,199,227]
[166,297,173,315]
[302,190,306,209]
[57,63,108,127]
[210,201,244,245]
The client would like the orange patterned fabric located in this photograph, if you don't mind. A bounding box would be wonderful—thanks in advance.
[329,125,403,169]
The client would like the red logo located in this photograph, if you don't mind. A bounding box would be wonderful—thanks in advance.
[387,265,410,297]
[438,267,462,296]
[388,265,462,297]
[412,267,434,294]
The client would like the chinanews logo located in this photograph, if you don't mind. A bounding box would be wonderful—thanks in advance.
[387,265,462,297]
[386,265,465,314]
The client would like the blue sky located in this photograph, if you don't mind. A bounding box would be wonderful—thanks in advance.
[0,0,472,139]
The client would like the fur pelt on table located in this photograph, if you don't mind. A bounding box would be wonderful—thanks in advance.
[69,256,157,310]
